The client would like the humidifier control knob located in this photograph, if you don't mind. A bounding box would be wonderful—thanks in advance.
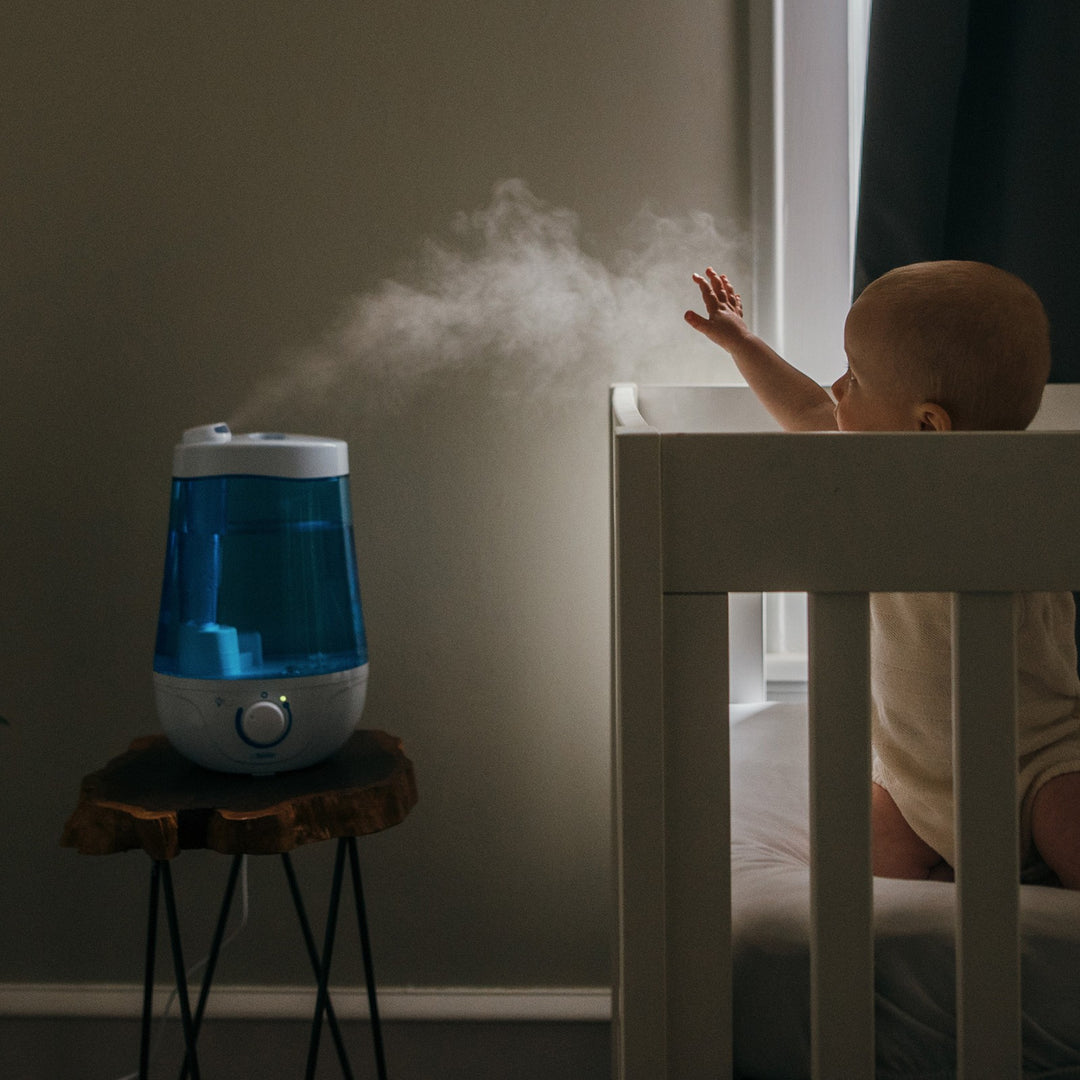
[239,699,288,746]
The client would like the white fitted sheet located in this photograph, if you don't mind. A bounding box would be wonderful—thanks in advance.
[730,703,1080,1080]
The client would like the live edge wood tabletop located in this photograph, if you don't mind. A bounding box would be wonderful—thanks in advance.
[61,729,418,861]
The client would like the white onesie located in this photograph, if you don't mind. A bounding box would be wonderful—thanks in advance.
[871,591,1080,869]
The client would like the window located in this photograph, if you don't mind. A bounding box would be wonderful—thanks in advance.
[751,1,873,693]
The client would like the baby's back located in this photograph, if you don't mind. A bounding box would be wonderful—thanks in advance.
[870,591,1080,867]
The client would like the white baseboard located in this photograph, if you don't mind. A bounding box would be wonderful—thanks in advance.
[0,983,611,1023]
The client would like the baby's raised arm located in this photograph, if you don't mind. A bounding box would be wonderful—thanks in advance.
[685,268,837,432]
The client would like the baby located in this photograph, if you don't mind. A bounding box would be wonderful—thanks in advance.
[686,259,1080,888]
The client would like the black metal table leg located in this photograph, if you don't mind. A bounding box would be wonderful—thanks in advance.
[159,861,201,1080]
[140,861,162,1080]
[282,852,355,1078]
[179,853,244,1080]
[306,839,348,1080]
[141,842,387,1080]
[346,838,388,1080]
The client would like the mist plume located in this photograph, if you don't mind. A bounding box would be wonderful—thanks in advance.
[231,179,742,427]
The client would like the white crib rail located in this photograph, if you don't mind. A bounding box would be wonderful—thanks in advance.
[611,384,1080,1080]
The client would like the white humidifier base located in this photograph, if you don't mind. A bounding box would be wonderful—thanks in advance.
[154,664,369,775]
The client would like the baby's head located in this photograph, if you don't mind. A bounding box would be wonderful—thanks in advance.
[838,261,1051,431]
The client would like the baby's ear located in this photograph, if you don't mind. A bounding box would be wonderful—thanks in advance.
[919,402,953,432]
[919,403,952,431]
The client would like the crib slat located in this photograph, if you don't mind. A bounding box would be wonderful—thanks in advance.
[952,593,1021,1080]
[663,593,732,1079]
[807,593,874,1080]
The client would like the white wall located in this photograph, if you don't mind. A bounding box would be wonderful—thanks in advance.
[0,0,749,992]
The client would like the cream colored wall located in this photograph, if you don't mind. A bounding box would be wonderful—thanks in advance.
[0,0,748,988]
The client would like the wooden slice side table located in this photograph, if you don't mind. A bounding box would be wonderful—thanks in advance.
[61,729,417,1080]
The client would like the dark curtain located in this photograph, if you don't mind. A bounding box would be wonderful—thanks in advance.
[854,0,1080,667]
[854,0,1080,383]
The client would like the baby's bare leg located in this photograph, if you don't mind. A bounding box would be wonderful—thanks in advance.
[872,782,951,880]
[1030,771,1080,890]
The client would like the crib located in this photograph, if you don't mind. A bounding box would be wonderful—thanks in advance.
[610,383,1080,1080]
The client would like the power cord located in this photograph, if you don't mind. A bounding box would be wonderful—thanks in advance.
[113,854,250,1080]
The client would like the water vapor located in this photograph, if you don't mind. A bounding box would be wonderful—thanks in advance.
[231,179,742,426]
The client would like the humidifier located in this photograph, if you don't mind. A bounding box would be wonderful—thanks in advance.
[153,422,369,774]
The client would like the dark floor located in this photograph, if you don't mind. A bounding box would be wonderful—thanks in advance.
[0,1016,611,1080]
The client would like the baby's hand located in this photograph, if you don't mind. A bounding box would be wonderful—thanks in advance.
[684,268,749,352]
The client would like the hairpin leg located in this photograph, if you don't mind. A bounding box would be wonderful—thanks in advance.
[282,851,354,1078]
[179,853,243,1080]
[140,861,162,1080]
[160,861,201,1080]
[347,837,388,1080]
[305,839,348,1080]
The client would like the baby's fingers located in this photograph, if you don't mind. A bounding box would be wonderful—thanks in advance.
[693,269,743,319]
[691,271,721,314]
[711,270,743,315]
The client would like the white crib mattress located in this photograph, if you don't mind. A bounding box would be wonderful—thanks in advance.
[730,703,1080,1080]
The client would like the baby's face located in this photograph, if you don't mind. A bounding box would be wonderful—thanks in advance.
[833,305,928,432]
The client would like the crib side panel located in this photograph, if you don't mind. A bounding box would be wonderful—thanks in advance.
[613,391,1068,1080]
[661,432,1080,593]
